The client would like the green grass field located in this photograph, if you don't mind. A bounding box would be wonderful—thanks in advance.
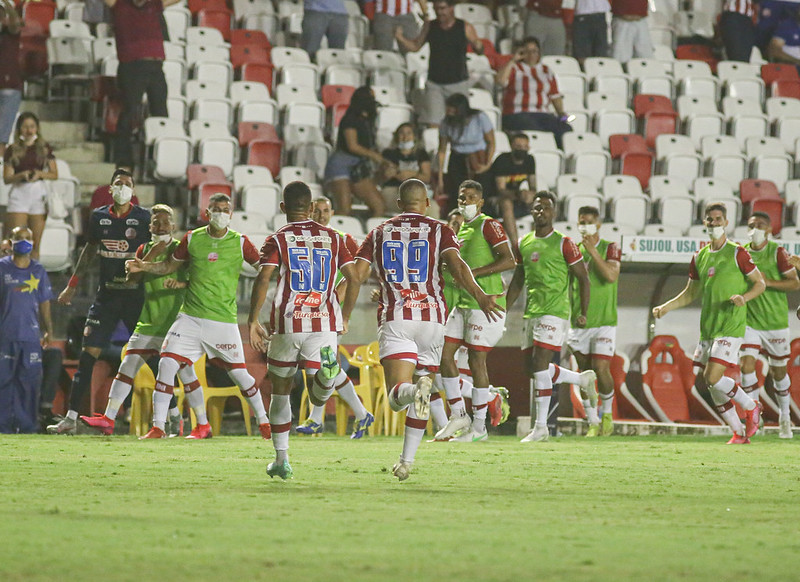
[2,433,799,582]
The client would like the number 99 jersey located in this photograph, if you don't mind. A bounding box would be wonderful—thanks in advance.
[356,213,460,326]
[259,219,354,334]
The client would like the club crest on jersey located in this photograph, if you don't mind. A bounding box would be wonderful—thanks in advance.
[102,239,129,252]
[707,267,715,277]
[530,252,540,262]
[207,252,219,262]
[125,228,137,239]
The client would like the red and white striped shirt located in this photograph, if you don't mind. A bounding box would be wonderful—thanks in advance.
[502,62,562,115]
[260,220,354,334]
[356,213,460,325]
[723,0,754,18]
[375,0,414,16]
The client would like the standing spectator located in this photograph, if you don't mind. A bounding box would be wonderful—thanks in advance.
[324,86,390,217]
[525,0,566,56]
[489,133,537,244]
[3,113,58,260]
[373,0,424,52]
[768,11,800,68]
[496,38,570,149]
[573,0,610,64]
[104,0,181,170]
[610,0,653,64]
[395,0,484,127]
[720,0,756,62]
[302,0,349,60]
[0,226,53,434]
[437,93,495,212]
[0,0,22,159]
[757,1,797,55]
[380,122,433,215]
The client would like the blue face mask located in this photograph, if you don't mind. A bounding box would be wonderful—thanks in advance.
[12,239,33,255]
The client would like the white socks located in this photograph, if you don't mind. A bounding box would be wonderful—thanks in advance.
[709,377,744,435]
[401,403,427,463]
[582,400,600,424]
[333,371,367,420]
[533,369,553,425]
[227,368,268,424]
[270,394,291,462]
[549,363,581,385]
[775,375,792,417]
[600,392,614,415]
[440,375,466,416]
[471,386,489,432]
[430,393,448,429]
[388,383,415,412]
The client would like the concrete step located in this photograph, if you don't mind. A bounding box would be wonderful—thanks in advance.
[40,121,87,146]
[79,183,156,207]
[20,100,71,122]
[54,142,106,164]
[70,162,117,185]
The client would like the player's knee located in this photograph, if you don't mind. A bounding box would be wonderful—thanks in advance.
[772,366,787,381]
[703,368,723,387]
[84,346,102,359]
[739,356,756,375]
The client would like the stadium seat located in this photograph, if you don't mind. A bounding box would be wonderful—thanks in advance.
[531,150,564,190]
[240,62,274,92]
[609,192,649,232]
[197,8,233,41]
[152,137,192,181]
[593,109,635,143]
[659,196,695,233]
[643,224,682,236]
[233,165,274,192]
[283,124,326,149]
[237,121,279,148]
[187,164,228,190]
[241,12,279,40]
[23,0,56,36]
[247,139,282,176]
[191,98,233,126]
[197,137,238,178]
[241,184,280,216]
[186,26,227,47]
[633,94,674,118]
[569,149,610,188]
[771,79,800,99]
[608,134,648,159]
[675,45,717,71]
[230,28,271,51]
[290,142,331,181]
[620,151,653,189]
[602,175,642,200]
[38,220,74,272]
[522,131,558,153]
[649,175,691,200]
[321,84,355,110]
[278,166,316,185]
[330,215,366,237]
[751,198,784,235]
[324,64,364,87]
[163,6,191,42]
[740,178,781,204]
[761,63,799,86]
[643,111,679,149]
[230,44,270,70]
[198,182,234,220]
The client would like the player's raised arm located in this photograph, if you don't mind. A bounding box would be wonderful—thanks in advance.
[442,248,504,322]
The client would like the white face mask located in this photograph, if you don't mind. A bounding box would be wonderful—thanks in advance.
[748,228,767,246]
[209,211,231,230]
[111,183,133,205]
[21,133,37,144]
[708,225,726,240]
[399,140,415,150]
[151,233,171,244]
[577,224,597,236]
[460,204,478,221]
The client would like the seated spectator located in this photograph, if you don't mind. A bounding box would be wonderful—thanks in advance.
[496,38,571,149]
[573,0,610,64]
[324,86,391,217]
[610,0,653,64]
[437,93,495,213]
[3,113,58,260]
[720,0,755,62]
[757,1,797,55]
[525,0,566,57]
[768,11,800,68]
[302,0,348,60]
[0,0,22,159]
[380,123,434,216]
[489,133,537,244]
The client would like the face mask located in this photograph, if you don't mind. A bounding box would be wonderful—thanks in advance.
[209,211,231,230]
[399,140,415,150]
[111,184,133,205]
[748,228,767,246]
[577,224,597,236]
[151,233,171,244]
[460,204,478,221]
[21,134,37,144]
[12,239,33,255]
[708,225,726,240]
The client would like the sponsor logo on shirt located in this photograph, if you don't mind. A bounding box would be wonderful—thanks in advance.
[100,218,112,225]
[404,300,437,309]
[125,228,137,239]
[293,311,327,319]
[126,219,139,225]
[215,344,238,351]
[399,289,427,301]
[469,324,483,331]
[769,337,786,345]
[208,252,219,262]
[530,252,540,262]
[385,225,431,234]
[294,292,322,307]
[287,235,332,243]
[103,239,129,252]
[707,267,715,277]
[30,352,41,363]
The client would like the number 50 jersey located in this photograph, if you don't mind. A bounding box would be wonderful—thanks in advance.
[259,219,354,334]
[357,212,460,326]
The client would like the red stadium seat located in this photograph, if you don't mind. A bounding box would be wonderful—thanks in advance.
[237,121,279,148]
[247,139,282,176]
[751,198,784,236]
[198,182,234,221]
[198,8,233,41]
[675,44,718,72]
[633,94,675,118]
[740,179,781,204]
[187,0,228,15]
[643,111,678,149]
[240,62,273,92]
[761,63,799,87]
[187,164,228,190]
[321,84,355,109]
[230,44,270,69]
[771,79,800,99]
[608,134,648,159]
[230,29,271,52]
[22,1,56,36]
[102,97,123,134]
[620,151,653,189]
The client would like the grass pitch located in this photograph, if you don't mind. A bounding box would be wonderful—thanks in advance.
[1,433,799,582]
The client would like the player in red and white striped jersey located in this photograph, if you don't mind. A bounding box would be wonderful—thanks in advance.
[341,179,504,481]
[248,182,360,480]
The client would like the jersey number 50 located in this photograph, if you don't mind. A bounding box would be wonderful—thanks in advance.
[289,247,332,292]
[382,240,429,283]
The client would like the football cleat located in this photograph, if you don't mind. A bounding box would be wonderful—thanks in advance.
[296,418,323,435]
[350,412,374,439]
[185,423,212,439]
[259,422,272,440]
[267,459,293,480]
[600,413,614,436]
[585,423,600,438]
[412,376,433,420]
[579,370,599,408]
[488,387,510,426]
[726,433,750,445]
[521,422,549,443]
[744,402,762,438]
[433,411,471,440]
[166,414,184,438]
[779,416,793,439]
[47,415,76,435]
[452,428,488,442]
[392,458,412,481]
[139,426,166,439]
[319,346,340,383]
[80,413,114,435]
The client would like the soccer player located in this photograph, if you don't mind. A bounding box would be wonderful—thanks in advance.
[740,212,799,439]
[435,180,516,442]
[653,202,765,444]
[342,178,504,481]
[49,169,151,435]
[248,182,360,480]
[506,191,597,443]
[294,196,374,438]
[80,204,207,437]
[127,193,271,440]
[566,206,621,437]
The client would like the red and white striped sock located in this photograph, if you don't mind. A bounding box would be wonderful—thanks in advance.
[152,382,173,430]
[335,371,367,420]
[401,404,427,463]
[471,386,489,432]
[105,373,134,421]
[534,370,553,425]
[270,394,291,463]
[549,363,581,385]
[388,383,415,411]
[775,375,792,417]
[441,375,465,416]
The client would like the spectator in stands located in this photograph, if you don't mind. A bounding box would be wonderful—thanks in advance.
[757,1,797,55]
[380,122,433,214]
[610,0,653,64]
[373,0,425,52]
[3,113,58,260]
[525,0,566,57]
[302,0,349,60]
[395,0,484,128]
[324,86,390,217]
[0,238,11,257]
[768,11,800,68]
[105,0,180,170]
[489,133,536,244]
[573,0,610,64]
[496,37,570,149]
[720,0,755,62]
[437,93,495,212]
[0,0,22,160]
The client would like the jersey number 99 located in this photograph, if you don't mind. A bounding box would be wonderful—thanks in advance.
[289,247,332,292]
[382,240,429,283]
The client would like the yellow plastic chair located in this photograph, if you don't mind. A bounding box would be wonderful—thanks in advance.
[126,344,184,436]
[192,354,253,436]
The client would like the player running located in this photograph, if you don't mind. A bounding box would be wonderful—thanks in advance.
[740,212,799,439]
[435,180,516,442]
[294,196,374,439]
[249,182,360,480]
[507,191,597,443]
[49,169,151,435]
[127,193,271,440]
[342,178,504,481]
[653,202,765,444]
[566,206,621,437]
[81,205,208,437]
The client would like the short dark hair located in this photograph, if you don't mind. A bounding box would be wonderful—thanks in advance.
[458,179,483,195]
[704,202,727,218]
[578,206,600,218]
[519,37,541,50]
[209,193,231,206]
[433,0,456,5]
[510,133,529,144]
[111,168,134,187]
[283,181,312,211]
[750,211,771,223]
[534,190,557,205]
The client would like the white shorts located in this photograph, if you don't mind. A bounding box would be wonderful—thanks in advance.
[378,319,445,373]
[444,307,506,351]
[741,326,790,367]
[125,332,164,358]
[692,336,743,371]
[267,331,338,378]
[161,313,247,370]
[7,181,47,215]
[522,315,569,353]
[566,326,616,359]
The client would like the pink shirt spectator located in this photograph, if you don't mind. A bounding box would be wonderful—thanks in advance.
[501,62,562,115]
